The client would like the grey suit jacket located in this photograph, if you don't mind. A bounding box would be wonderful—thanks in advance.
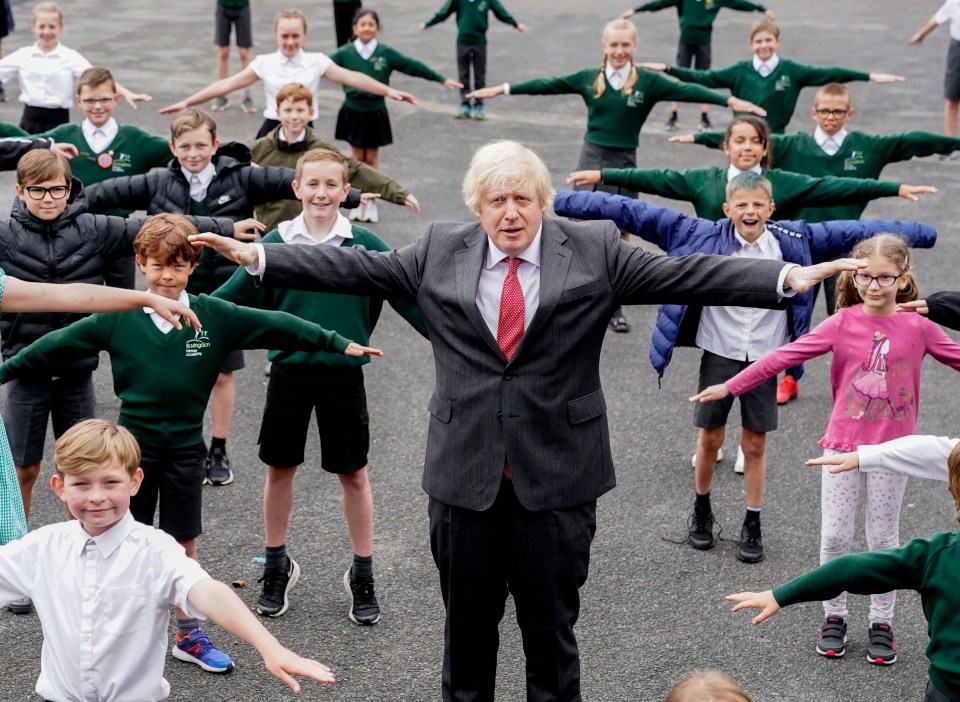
[260,217,787,512]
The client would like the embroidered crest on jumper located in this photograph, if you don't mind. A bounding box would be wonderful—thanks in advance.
[774,75,792,91]
[626,90,644,107]
[843,150,866,171]
[185,330,211,358]
[372,56,388,72]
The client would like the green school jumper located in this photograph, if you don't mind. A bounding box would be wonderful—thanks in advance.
[510,68,729,150]
[632,0,767,46]
[0,294,351,448]
[600,165,901,220]
[773,532,960,701]
[214,226,428,383]
[329,43,447,112]
[38,123,171,217]
[693,129,960,220]
[667,59,870,133]
[423,0,519,45]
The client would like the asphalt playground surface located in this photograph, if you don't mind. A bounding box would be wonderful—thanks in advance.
[1,1,960,700]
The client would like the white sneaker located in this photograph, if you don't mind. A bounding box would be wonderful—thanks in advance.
[734,445,745,474]
[691,446,724,468]
[366,200,379,223]
[348,205,361,221]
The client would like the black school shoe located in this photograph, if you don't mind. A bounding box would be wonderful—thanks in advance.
[609,311,631,333]
[204,447,234,486]
[688,508,715,550]
[344,567,381,625]
[736,521,764,563]
[256,557,300,617]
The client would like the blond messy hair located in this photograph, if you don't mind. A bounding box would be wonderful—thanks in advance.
[32,2,62,26]
[462,140,554,215]
[665,669,753,702]
[169,108,217,144]
[295,148,348,183]
[813,82,853,110]
[55,419,141,478]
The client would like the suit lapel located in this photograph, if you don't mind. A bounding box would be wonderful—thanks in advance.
[456,225,503,358]
[518,220,570,354]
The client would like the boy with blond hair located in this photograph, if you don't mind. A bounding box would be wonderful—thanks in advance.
[0,214,381,672]
[0,418,336,701]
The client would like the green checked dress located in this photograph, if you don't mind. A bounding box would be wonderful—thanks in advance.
[0,270,27,544]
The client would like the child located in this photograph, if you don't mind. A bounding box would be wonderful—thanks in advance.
[250,82,419,230]
[692,234,960,665]
[727,442,960,700]
[83,107,293,487]
[212,0,255,113]
[620,0,774,131]
[0,213,381,669]
[665,669,752,702]
[160,9,417,139]
[640,18,903,133]
[0,2,149,133]
[39,66,173,289]
[1,149,234,526]
[0,418,336,701]
[911,0,960,155]
[215,148,428,625]
[555,173,937,565]
[471,18,764,332]
[420,0,526,119]
[330,9,460,222]
[333,0,363,46]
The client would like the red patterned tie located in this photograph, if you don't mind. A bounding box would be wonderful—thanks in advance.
[497,257,524,479]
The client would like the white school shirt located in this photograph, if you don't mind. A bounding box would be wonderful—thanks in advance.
[605,63,630,91]
[277,211,354,247]
[696,228,790,361]
[814,126,847,156]
[248,49,333,120]
[186,162,216,202]
[858,435,958,480]
[0,42,90,108]
[752,53,780,78]
[936,0,960,41]
[0,512,208,702]
[143,290,189,333]
[82,117,119,154]
[726,163,762,181]
[475,227,543,337]
[354,38,379,60]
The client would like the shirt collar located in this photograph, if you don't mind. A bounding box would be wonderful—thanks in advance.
[32,41,62,56]
[726,163,763,181]
[279,48,306,66]
[185,161,216,186]
[734,227,774,252]
[604,63,630,84]
[484,224,543,271]
[81,117,118,142]
[143,289,189,315]
[72,511,136,558]
[354,38,378,59]
[814,126,847,149]
[752,53,780,74]
[278,211,354,245]
[279,126,307,144]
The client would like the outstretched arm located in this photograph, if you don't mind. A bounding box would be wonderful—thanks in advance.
[323,63,417,105]
[159,67,260,114]
[188,579,335,692]
[115,82,152,109]
[726,591,781,625]
[910,16,939,45]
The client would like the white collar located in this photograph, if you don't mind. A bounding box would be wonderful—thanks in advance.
[32,41,62,56]
[734,227,774,252]
[71,511,136,559]
[184,161,216,186]
[278,211,354,245]
[814,126,848,149]
[752,53,780,74]
[726,163,763,181]
[604,63,631,84]
[279,126,307,144]
[278,48,305,66]
[354,38,378,59]
[484,224,543,270]
[81,117,118,141]
[143,289,190,315]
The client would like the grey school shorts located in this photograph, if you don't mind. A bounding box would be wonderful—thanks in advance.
[693,350,778,433]
[677,42,711,70]
[946,39,960,100]
[3,373,95,465]
[214,4,252,48]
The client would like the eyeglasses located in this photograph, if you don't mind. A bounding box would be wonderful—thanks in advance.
[853,273,900,288]
[815,108,849,118]
[21,185,69,200]
[79,96,115,106]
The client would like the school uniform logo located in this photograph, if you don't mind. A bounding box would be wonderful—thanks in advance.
[185,330,211,358]
[371,56,388,73]
[626,90,644,107]
[843,150,866,171]
[477,0,489,9]
[774,75,792,91]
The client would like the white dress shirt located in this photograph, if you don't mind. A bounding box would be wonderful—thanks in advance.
[475,227,542,337]
[82,117,118,154]
[279,126,308,144]
[936,0,960,41]
[605,63,630,91]
[354,38,378,60]
[278,211,353,247]
[0,512,209,702]
[0,42,90,108]
[752,53,780,78]
[248,49,333,119]
[859,435,957,480]
[696,228,790,361]
[726,163,762,181]
[814,126,847,156]
[186,162,216,202]
[144,290,188,333]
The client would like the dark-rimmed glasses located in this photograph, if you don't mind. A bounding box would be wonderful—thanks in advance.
[853,273,900,288]
[21,185,69,200]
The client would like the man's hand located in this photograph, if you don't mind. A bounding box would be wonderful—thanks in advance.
[344,342,383,358]
[898,184,937,202]
[689,384,730,404]
[145,293,202,331]
[805,451,860,474]
[232,218,266,242]
[897,299,929,315]
[725,591,781,625]
[727,96,767,117]
[51,143,79,159]
[566,170,601,186]
[784,258,867,294]
[260,643,336,692]
[190,233,260,267]
[404,193,421,212]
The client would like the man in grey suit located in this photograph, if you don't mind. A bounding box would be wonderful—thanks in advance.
[192,140,862,701]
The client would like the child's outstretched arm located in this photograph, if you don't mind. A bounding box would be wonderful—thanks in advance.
[805,451,861,474]
[114,82,152,109]
[345,342,383,357]
[324,64,417,105]
[159,68,259,114]
[725,591,781,625]
[910,16,939,45]
[689,383,730,403]
[187,579,335,692]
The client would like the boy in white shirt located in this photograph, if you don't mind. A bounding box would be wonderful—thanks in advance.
[911,0,960,147]
[0,418,336,702]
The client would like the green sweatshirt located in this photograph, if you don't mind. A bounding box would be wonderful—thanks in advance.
[214,226,428,383]
[667,58,870,133]
[632,0,767,46]
[600,165,901,220]
[329,43,447,112]
[37,123,171,217]
[250,126,410,230]
[0,122,28,138]
[693,129,960,220]
[423,0,519,45]
[0,294,351,447]
[510,68,729,150]
[773,532,960,701]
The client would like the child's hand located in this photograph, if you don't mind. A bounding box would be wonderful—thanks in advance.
[388,89,417,105]
[725,591,780,625]
[898,184,938,201]
[443,78,464,90]
[122,92,152,109]
[689,384,729,403]
[869,72,905,83]
[51,143,79,159]
[159,101,189,115]
[233,218,266,242]
[727,97,767,117]
[516,23,527,32]
[190,234,260,267]
[764,9,776,20]
[419,22,427,30]
[805,451,860,474]
[344,342,383,358]
[635,62,667,72]
[620,9,636,19]
[566,170,601,186]
[260,644,336,692]
[465,86,503,100]
[359,192,381,204]
[146,293,202,332]
[404,194,421,212]
[909,32,925,46]
[897,299,929,315]
[668,135,696,144]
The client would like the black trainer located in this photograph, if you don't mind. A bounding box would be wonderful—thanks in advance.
[344,567,380,625]
[736,521,764,563]
[256,557,300,617]
[699,114,712,132]
[5,597,32,614]
[609,311,631,333]
[665,113,679,131]
[204,447,234,486]
[866,623,897,665]
[688,509,715,550]
[816,616,848,657]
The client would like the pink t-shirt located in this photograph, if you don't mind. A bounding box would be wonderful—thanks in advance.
[725,305,960,451]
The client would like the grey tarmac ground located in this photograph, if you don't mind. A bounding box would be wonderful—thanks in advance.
[1,0,960,700]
